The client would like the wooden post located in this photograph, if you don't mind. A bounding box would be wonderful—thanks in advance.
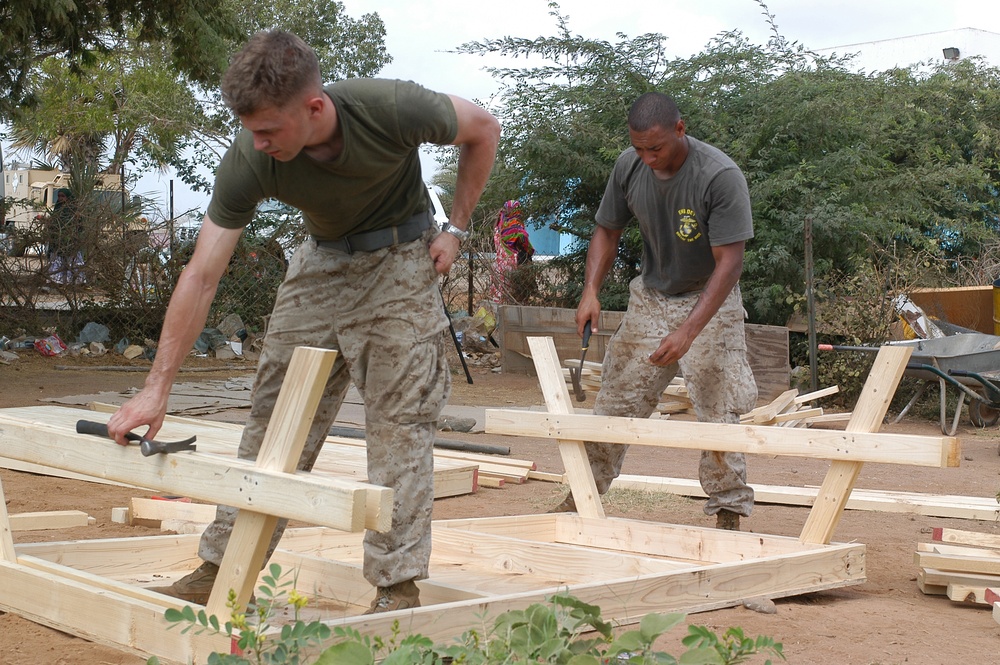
[206,347,338,617]
[526,337,604,518]
[799,345,912,544]
[0,476,16,562]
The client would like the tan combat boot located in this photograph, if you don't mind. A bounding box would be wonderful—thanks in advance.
[364,579,421,614]
[715,510,741,531]
[150,561,219,605]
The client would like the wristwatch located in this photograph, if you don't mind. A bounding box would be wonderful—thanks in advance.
[442,222,470,243]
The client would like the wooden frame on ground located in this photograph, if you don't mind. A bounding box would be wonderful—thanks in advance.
[0,339,959,663]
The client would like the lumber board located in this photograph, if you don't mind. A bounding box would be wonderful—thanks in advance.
[915,550,1000,576]
[129,498,218,527]
[209,346,337,617]
[2,512,867,664]
[0,409,387,532]
[485,409,958,467]
[0,477,14,562]
[799,345,913,545]
[0,557,228,663]
[609,475,1000,520]
[526,337,604,518]
[9,510,93,531]
[933,527,1000,549]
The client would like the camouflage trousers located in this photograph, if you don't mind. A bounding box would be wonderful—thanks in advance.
[198,229,451,587]
[587,277,758,516]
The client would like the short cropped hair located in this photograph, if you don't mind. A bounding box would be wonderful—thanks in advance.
[221,30,322,116]
[627,92,682,132]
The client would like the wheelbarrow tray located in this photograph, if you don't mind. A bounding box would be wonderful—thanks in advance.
[893,333,1000,384]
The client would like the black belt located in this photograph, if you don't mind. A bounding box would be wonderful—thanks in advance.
[314,211,434,254]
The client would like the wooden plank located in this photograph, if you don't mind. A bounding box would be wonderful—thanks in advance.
[129,498,217,527]
[526,337,604,518]
[209,346,338,617]
[799,345,913,545]
[751,389,798,423]
[610,475,1000,520]
[933,527,1000,549]
[915,550,1000,577]
[0,558,228,664]
[9,510,92,531]
[485,409,958,467]
[0,476,15,562]
[0,407,391,532]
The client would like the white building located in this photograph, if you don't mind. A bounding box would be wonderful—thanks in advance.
[816,27,1000,72]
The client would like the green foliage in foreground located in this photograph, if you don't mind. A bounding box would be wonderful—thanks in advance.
[148,563,784,665]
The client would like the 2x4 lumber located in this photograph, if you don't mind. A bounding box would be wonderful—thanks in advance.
[553,515,828,563]
[526,336,604,519]
[794,385,840,404]
[933,527,1000,549]
[485,409,958,467]
[751,388,799,423]
[612,475,1000,520]
[0,477,15,562]
[129,498,217,527]
[0,558,228,664]
[311,541,864,647]
[9,510,93,531]
[208,346,338,618]
[430,525,690,583]
[0,412,389,532]
[799,345,914,545]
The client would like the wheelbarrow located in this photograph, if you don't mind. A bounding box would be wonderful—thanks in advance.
[893,333,1000,434]
[820,333,1000,435]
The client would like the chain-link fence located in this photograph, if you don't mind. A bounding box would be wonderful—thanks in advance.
[0,206,561,357]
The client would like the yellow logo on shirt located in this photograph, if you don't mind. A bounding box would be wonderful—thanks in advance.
[676,208,702,242]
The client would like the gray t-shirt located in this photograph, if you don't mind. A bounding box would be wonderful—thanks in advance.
[596,136,753,295]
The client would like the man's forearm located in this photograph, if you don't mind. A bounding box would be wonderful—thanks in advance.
[449,140,497,229]
[142,271,221,395]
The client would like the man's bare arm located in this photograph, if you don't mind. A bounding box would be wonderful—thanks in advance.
[649,241,745,366]
[429,95,500,274]
[107,217,243,444]
[576,225,623,336]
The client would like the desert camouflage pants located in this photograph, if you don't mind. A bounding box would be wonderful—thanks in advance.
[198,229,450,587]
[587,277,758,516]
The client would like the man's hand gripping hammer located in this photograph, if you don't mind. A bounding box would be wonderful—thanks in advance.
[75,420,197,456]
[570,320,593,402]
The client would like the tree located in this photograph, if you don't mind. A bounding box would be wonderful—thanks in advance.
[0,0,241,118]
[453,2,1000,327]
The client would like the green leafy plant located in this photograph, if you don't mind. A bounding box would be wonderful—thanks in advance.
[148,564,784,665]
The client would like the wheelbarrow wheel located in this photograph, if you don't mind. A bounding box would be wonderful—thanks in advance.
[969,397,1000,428]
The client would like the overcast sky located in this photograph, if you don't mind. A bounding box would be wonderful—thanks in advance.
[11,0,1000,217]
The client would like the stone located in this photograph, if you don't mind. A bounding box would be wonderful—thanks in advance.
[742,596,777,614]
[438,415,476,433]
[123,345,145,359]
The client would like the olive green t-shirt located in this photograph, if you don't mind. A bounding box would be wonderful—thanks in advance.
[596,136,753,295]
[207,78,458,239]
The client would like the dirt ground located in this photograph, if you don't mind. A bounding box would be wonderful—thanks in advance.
[3,352,1000,664]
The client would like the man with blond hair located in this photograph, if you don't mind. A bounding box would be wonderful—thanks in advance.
[108,30,499,613]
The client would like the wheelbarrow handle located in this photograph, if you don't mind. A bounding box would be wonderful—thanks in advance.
[817,344,880,352]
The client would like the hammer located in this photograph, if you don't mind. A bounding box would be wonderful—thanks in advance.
[75,420,197,457]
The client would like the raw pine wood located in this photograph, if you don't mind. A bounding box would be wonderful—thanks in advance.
[0,408,384,530]
[0,477,15,562]
[933,527,1000,549]
[610,475,1000,520]
[526,336,604,518]
[799,345,914,545]
[9,510,92,531]
[129,498,217,527]
[209,346,337,617]
[486,409,958,467]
